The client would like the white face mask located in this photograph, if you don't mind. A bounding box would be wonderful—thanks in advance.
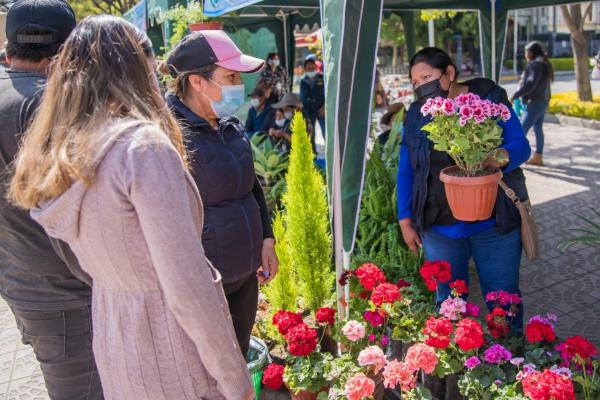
[306,71,318,79]
[269,59,280,67]
[250,98,261,108]
[284,111,294,120]
[275,119,286,128]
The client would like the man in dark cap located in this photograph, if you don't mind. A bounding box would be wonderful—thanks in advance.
[0,1,103,398]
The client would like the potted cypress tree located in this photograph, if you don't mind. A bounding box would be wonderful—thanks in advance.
[420,93,512,221]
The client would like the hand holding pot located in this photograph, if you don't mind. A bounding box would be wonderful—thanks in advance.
[482,148,510,171]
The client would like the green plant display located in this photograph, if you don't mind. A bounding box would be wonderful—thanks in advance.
[354,109,424,288]
[251,135,288,214]
[282,113,335,312]
[262,211,298,313]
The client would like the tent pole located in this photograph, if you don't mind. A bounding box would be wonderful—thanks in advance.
[282,11,290,72]
[513,9,518,76]
[428,19,435,47]
[333,118,345,320]
[491,0,496,81]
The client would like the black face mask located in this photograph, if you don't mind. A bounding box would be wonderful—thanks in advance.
[414,79,449,102]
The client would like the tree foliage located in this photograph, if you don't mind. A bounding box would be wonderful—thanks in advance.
[380,14,405,48]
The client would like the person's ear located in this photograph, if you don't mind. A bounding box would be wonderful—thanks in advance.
[446,65,457,82]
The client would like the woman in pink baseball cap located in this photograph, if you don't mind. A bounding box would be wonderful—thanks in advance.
[165,30,279,359]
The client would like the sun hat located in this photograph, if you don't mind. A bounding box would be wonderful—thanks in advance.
[271,93,303,109]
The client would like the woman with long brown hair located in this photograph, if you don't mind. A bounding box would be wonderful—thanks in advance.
[9,16,253,400]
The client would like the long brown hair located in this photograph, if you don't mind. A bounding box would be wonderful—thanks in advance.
[9,15,187,209]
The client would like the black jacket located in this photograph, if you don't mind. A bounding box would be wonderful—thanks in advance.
[167,94,273,284]
[513,58,552,104]
[0,69,91,310]
[403,78,529,234]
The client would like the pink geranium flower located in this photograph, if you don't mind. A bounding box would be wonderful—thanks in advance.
[342,320,366,342]
[439,296,467,320]
[358,346,387,374]
[405,343,438,374]
[383,360,417,391]
[345,373,375,400]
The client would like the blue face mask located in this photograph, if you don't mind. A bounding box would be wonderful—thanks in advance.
[206,80,245,118]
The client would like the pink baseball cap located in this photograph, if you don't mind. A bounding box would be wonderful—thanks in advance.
[167,30,264,76]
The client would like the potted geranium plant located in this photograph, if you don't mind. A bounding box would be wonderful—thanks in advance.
[420,93,511,221]
[270,310,333,399]
[166,1,223,35]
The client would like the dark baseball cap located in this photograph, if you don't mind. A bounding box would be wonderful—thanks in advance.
[6,0,76,45]
[167,30,264,76]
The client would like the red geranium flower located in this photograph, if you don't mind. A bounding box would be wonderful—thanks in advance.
[419,260,452,291]
[396,279,412,289]
[422,316,453,349]
[272,310,303,336]
[315,307,336,325]
[355,263,386,291]
[262,363,285,390]
[371,283,401,307]
[454,318,485,352]
[449,280,469,296]
[526,320,556,344]
[556,336,598,370]
[522,369,575,400]
[359,291,369,299]
[286,323,318,357]
[486,307,511,339]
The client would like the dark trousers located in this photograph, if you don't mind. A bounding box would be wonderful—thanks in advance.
[10,305,104,400]
[223,274,259,358]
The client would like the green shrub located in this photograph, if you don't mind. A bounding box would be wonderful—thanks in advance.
[548,91,600,121]
[281,113,335,312]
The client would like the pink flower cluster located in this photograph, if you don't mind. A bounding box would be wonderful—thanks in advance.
[420,93,511,127]
[439,296,467,321]
[345,373,375,400]
[405,343,438,374]
[485,291,522,306]
[483,344,513,364]
[358,346,387,374]
[342,320,366,342]
[383,360,417,391]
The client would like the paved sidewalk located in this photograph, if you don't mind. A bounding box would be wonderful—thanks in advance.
[0,121,599,399]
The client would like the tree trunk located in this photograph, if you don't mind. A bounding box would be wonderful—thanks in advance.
[392,46,398,70]
[560,4,593,102]
[572,31,593,102]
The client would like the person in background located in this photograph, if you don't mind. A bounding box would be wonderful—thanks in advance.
[300,56,325,149]
[268,92,313,152]
[377,102,404,146]
[260,52,289,101]
[246,86,275,137]
[398,47,530,339]
[511,41,553,167]
[0,1,103,398]
[374,68,388,112]
[10,16,254,400]
[0,48,8,68]
[165,30,279,358]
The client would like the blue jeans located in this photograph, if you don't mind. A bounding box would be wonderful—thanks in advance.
[422,227,524,332]
[521,100,548,155]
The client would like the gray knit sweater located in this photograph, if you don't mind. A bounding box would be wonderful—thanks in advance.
[31,120,253,400]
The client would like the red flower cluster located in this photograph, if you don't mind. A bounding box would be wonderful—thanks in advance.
[449,280,469,296]
[262,363,285,390]
[315,307,336,326]
[486,307,511,339]
[396,279,412,289]
[526,320,556,344]
[355,263,386,291]
[286,323,318,357]
[556,336,598,369]
[522,369,575,400]
[422,316,453,349]
[371,283,401,307]
[454,318,485,352]
[419,260,452,291]
[272,310,303,336]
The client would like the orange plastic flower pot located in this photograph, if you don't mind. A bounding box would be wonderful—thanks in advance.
[439,166,503,222]
[188,22,224,32]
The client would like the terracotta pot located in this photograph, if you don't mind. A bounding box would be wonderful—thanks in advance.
[188,21,224,32]
[288,387,329,400]
[439,166,502,222]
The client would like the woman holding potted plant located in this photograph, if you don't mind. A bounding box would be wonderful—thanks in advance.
[397,48,531,333]
[165,30,279,358]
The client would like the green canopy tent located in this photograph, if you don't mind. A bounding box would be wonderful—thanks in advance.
[206,0,585,317]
